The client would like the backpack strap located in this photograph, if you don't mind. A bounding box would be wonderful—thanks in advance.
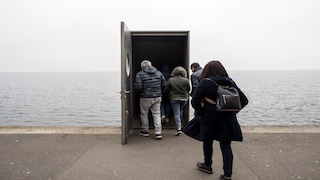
[203,78,218,104]
[206,78,229,89]
[205,78,220,87]
[204,96,216,104]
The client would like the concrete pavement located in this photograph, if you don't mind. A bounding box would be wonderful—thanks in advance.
[0,126,319,180]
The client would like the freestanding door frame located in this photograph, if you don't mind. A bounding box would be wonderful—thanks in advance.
[121,22,190,144]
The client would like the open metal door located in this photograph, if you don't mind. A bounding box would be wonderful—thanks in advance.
[120,22,132,145]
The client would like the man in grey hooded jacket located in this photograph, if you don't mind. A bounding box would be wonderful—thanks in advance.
[190,62,203,97]
[134,60,166,139]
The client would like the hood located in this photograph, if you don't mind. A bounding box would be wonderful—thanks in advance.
[143,65,157,74]
[172,66,187,77]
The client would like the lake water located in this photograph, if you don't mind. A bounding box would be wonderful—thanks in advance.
[0,71,319,127]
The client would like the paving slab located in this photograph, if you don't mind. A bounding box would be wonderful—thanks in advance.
[0,127,319,180]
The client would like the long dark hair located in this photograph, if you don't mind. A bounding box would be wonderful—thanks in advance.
[200,60,229,80]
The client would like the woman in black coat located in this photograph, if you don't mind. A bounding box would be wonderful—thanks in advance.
[191,60,248,180]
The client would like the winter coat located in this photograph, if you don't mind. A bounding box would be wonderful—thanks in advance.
[191,76,248,142]
[134,65,166,98]
[164,66,190,101]
[190,67,203,96]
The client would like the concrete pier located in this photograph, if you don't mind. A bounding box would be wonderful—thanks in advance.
[0,126,319,180]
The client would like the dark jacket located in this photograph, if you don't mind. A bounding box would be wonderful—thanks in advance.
[135,65,166,98]
[190,67,203,96]
[191,76,248,142]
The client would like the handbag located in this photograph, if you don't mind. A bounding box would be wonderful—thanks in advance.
[205,78,241,112]
[182,116,203,141]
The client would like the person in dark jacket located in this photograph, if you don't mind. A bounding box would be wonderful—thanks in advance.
[191,60,248,180]
[135,60,166,139]
[190,62,203,97]
[160,65,172,124]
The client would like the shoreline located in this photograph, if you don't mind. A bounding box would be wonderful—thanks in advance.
[0,125,320,134]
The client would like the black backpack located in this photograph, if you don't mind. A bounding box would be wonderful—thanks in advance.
[204,78,241,112]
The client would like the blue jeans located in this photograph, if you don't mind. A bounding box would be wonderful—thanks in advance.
[170,100,187,130]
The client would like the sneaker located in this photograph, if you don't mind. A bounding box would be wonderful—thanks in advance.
[174,130,182,136]
[161,115,166,124]
[196,162,213,174]
[220,175,232,180]
[139,131,149,137]
[155,134,163,140]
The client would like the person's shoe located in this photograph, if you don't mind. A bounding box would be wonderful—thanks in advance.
[220,175,232,180]
[155,134,163,140]
[161,115,166,124]
[175,130,182,136]
[196,162,213,174]
[139,131,149,137]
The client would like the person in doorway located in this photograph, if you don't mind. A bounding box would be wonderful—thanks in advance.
[190,62,203,97]
[191,60,248,179]
[164,66,190,136]
[160,65,171,124]
[134,60,166,140]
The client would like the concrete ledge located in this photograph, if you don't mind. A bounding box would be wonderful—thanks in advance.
[0,125,319,134]
[0,126,121,134]
[242,125,320,133]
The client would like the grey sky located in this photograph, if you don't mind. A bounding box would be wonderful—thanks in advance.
[1,0,319,72]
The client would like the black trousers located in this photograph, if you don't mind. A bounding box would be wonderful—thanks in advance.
[203,140,233,177]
